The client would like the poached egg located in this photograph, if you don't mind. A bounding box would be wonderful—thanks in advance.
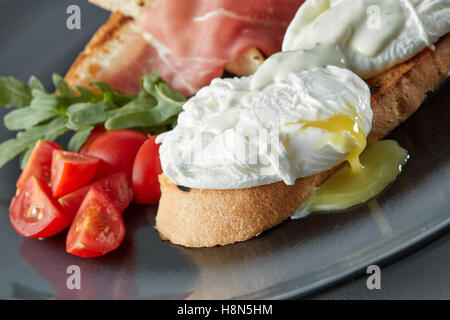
[157,66,372,189]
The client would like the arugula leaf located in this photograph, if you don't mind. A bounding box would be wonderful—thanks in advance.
[74,86,103,103]
[170,117,178,129]
[91,81,115,94]
[0,139,33,168]
[15,117,68,141]
[156,81,186,104]
[0,76,32,107]
[142,73,186,106]
[68,126,93,152]
[30,90,61,112]
[105,100,182,130]
[141,72,162,95]
[4,107,57,131]
[108,96,157,118]
[0,119,58,167]
[89,81,139,106]
[41,118,69,141]
[19,144,34,170]
[0,118,65,168]
[52,74,74,97]
[66,102,114,130]
[0,72,186,169]
[103,72,185,130]
[28,76,46,92]
[111,92,138,106]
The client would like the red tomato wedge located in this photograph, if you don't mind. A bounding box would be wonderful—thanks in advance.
[132,136,162,204]
[10,177,71,238]
[85,130,147,179]
[51,150,100,198]
[58,171,133,219]
[66,187,126,258]
[17,140,62,190]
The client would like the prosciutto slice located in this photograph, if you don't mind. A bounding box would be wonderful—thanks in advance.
[97,0,304,96]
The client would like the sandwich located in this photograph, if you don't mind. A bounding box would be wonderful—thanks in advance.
[66,0,450,248]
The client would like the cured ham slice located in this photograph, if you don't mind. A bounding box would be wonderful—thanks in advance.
[97,0,304,96]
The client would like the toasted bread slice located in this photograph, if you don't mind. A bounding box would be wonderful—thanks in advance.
[64,10,265,91]
[156,34,450,248]
[65,12,136,90]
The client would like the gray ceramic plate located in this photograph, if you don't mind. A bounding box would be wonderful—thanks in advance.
[0,0,449,300]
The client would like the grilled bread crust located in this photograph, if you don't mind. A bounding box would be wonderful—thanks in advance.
[65,12,136,90]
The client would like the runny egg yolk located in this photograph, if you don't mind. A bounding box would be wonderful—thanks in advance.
[287,111,408,218]
[294,139,409,218]
[301,113,367,172]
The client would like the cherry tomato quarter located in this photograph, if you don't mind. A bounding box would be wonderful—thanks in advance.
[10,177,71,238]
[51,150,100,198]
[66,187,126,258]
[58,171,133,219]
[17,140,62,190]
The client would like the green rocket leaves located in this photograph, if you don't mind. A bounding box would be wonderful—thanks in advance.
[0,72,185,169]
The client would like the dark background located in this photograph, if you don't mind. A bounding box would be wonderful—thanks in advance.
[0,0,448,300]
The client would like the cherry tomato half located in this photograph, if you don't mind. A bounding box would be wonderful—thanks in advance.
[51,150,100,198]
[85,130,147,180]
[10,177,71,238]
[132,136,162,204]
[17,140,62,190]
[58,171,133,219]
[66,187,126,258]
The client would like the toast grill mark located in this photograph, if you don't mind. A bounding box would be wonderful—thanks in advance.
[370,85,381,94]
[177,185,191,192]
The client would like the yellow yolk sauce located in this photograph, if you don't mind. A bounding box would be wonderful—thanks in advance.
[301,113,367,171]
[293,140,409,218]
